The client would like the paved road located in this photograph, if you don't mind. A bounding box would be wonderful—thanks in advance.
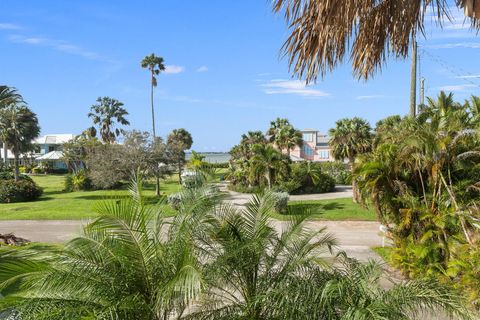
[221,183,353,207]
[0,185,383,261]
[0,219,385,262]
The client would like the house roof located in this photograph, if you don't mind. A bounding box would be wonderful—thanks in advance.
[36,151,64,160]
[290,154,305,162]
[34,134,75,145]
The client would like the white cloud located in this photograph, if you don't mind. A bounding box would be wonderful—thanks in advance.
[261,79,330,97]
[438,84,477,92]
[456,75,480,79]
[0,23,21,30]
[196,66,208,72]
[356,95,387,100]
[8,34,99,59]
[164,65,185,74]
[427,42,480,49]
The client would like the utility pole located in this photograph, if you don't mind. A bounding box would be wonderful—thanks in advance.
[409,40,417,117]
[419,77,425,112]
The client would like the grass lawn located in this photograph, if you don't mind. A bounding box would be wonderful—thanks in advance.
[272,198,377,221]
[0,175,182,220]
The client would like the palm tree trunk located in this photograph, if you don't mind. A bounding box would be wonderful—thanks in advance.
[178,161,182,184]
[267,169,272,189]
[349,157,360,203]
[2,142,7,164]
[151,72,161,197]
[13,152,19,181]
[155,172,161,197]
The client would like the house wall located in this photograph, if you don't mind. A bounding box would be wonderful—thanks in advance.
[290,130,335,162]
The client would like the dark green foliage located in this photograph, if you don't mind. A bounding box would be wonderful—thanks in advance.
[0,179,43,203]
[319,161,352,185]
[288,162,335,194]
[270,191,289,213]
[357,91,480,307]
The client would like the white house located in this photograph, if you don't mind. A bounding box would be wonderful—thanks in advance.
[1,134,75,169]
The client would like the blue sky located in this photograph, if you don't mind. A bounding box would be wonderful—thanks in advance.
[1,1,480,151]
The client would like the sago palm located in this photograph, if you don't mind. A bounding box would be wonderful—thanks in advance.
[0,179,221,320]
[189,192,338,319]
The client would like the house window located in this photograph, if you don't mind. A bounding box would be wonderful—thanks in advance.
[318,150,329,159]
[302,145,314,156]
[303,133,313,142]
[48,146,56,152]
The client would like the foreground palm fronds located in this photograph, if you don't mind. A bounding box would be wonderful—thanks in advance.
[0,179,473,319]
[272,0,480,81]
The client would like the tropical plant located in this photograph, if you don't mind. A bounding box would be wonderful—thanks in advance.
[0,183,472,319]
[0,178,220,319]
[272,0,480,81]
[0,86,25,168]
[141,53,166,138]
[88,97,130,144]
[329,117,372,202]
[356,91,480,307]
[167,128,193,184]
[190,193,471,320]
[0,105,41,181]
[250,143,289,189]
[267,118,303,156]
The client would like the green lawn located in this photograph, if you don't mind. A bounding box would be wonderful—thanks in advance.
[272,198,377,221]
[0,175,181,220]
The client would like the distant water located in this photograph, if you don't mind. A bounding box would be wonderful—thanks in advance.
[185,152,231,163]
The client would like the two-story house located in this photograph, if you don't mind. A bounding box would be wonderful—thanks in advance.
[1,134,74,169]
[290,129,334,162]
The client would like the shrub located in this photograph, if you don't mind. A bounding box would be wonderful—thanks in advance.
[319,161,352,185]
[0,179,43,203]
[31,167,44,174]
[19,166,26,174]
[167,192,183,211]
[271,191,289,214]
[210,162,229,169]
[0,171,33,182]
[64,170,93,192]
[274,179,301,193]
[51,168,68,174]
[287,162,336,194]
[228,184,264,194]
[181,170,204,189]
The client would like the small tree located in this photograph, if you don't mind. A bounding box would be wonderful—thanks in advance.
[329,117,372,203]
[0,105,40,181]
[167,128,193,184]
[88,97,130,144]
[0,86,24,164]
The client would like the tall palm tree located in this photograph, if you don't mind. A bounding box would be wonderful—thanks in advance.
[0,86,23,164]
[141,53,166,138]
[0,105,40,181]
[272,0,480,82]
[329,117,373,203]
[88,97,130,144]
[267,118,303,156]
